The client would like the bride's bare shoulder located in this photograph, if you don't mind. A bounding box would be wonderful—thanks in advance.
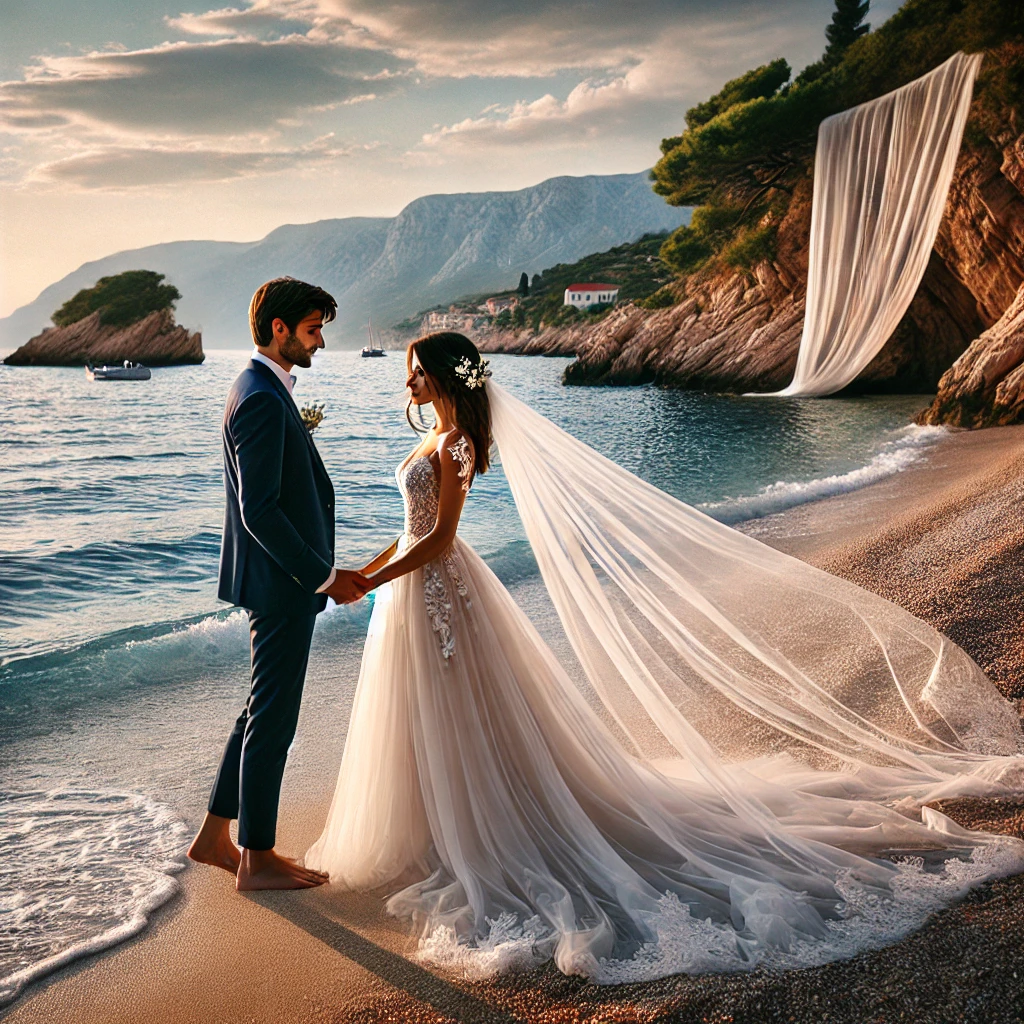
[438,430,475,490]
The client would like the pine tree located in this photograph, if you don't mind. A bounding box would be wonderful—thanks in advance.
[823,0,870,67]
[53,270,180,328]
[517,272,530,297]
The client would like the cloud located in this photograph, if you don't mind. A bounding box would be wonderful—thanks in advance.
[167,1,329,40]
[0,37,409,137]
[32,135,371,189]
[325,0,692,76]
[166,0,837,78]
[416,12,820,154]
[318,0,833,77]
[422,72,671,150]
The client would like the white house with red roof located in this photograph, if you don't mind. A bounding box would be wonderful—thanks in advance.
[563,283,620,309]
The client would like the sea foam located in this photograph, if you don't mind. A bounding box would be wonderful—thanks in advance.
[0,790,188,1007]
[703,425,946,524]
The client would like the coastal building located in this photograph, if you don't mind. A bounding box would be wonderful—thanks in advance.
[486,296,519,315]
[564,284,619,309]
[423,310,476,333]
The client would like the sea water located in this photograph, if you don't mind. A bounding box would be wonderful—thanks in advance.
[0,350,937,1003]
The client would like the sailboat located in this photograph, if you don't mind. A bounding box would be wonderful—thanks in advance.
[361,319,387,357]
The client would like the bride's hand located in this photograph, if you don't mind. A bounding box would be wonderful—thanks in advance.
[325,569,371,605]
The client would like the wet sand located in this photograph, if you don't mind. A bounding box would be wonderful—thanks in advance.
[5,424,1024,1024]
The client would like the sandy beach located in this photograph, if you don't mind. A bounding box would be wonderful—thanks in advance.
[5,423,1024,1024]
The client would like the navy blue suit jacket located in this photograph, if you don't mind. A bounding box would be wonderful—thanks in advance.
[217,359,335,615]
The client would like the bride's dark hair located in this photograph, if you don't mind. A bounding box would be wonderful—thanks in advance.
[407,332,492,478]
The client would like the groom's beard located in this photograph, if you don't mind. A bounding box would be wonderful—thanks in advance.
[279,331,316,368]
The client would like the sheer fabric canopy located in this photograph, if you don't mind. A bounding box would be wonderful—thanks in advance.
[766,51,981,397]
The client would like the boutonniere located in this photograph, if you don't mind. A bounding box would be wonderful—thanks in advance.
[299,402,325,434]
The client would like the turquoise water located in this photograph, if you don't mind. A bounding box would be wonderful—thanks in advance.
[0,349,938,1003]
[0,350,935,669]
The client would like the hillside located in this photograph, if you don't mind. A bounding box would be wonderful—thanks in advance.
[0,173,689,351]
[516,233,681,330]
[397,231,684,339]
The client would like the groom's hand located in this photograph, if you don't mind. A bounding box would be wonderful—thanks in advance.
[326,569,371,605]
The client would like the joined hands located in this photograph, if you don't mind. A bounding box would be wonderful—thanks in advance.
[325,568,372,604]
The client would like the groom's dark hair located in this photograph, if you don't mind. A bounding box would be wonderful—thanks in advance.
[249,277,337,347]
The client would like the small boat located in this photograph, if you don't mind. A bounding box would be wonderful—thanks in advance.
[361,319,387,357]
[86,360,152,381]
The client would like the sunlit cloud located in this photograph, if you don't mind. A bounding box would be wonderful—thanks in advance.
[416,13,821,154]
[0,37,410,138]
[169,2,315,39]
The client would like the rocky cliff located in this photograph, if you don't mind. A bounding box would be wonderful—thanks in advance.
[4,309,204,366]
[483,45,1024,411]
[916,73,1024,425]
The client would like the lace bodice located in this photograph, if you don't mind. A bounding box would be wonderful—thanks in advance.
[398,456,441,541]
[397,435,473,540]
[396,435,474,659]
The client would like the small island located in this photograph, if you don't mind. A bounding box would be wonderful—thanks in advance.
[4,270,204,367]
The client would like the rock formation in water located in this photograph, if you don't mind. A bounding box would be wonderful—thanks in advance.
[481,42,1024,413]
[4,308,204,366]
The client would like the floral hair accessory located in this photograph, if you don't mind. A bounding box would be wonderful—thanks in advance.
[454,356,492,390]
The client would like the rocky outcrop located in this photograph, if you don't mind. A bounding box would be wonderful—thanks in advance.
[932,131,1024,327]
[4,309,203,367]
[918,283,1024,426]
[568,265,805,390]
[914,58,1024,425]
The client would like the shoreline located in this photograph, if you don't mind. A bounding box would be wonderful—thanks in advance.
[5,423,1024,1023]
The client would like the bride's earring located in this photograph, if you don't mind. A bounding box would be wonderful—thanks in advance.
[406,399,429,434]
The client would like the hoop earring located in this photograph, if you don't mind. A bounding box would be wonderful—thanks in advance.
[406,399,429,434]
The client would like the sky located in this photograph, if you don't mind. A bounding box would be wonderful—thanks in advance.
[0,0,902,317]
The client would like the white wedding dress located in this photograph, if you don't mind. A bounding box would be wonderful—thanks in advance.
[305,384,1024,983]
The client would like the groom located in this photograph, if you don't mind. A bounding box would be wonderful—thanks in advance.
[188,277,369,890]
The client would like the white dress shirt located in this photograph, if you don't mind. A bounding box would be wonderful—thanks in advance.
[251,348,336,594]
[251,349,297,397]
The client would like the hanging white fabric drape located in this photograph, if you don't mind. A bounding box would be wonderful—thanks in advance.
[765,51,981,397]
[489,382,1024,817]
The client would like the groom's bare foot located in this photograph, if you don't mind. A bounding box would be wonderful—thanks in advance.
[236,848,329,890]
[187,812,241,875]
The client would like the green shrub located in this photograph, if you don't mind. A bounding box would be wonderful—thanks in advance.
[660,227,713,275]
[682,59,793,130]
[722,225,778,270]
[638,288,678,310]
[53,270,180,328]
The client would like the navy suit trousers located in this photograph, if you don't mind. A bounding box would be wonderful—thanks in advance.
[208,611,317,850]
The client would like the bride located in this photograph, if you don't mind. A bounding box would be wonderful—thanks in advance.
[305,332,1024,983]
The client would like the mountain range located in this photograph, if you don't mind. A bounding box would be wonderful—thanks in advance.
[1,172,689,349]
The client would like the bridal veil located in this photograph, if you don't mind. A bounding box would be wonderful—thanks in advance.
[489,381,1023,809]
